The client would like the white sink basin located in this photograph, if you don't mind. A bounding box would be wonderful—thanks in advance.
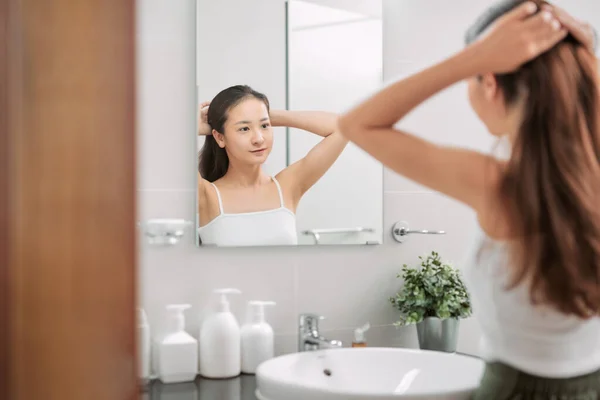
[255,348,485,400]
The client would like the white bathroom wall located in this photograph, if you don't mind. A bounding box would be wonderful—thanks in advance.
[137,0,600,357]
[288,1,383,245]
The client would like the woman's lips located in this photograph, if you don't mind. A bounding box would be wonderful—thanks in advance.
[251,148,266,153]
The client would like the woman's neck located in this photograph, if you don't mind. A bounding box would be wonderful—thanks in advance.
[222,162,269,187]
[504,97,527,145]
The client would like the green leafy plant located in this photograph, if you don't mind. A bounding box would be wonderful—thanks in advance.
[390,251,472,326]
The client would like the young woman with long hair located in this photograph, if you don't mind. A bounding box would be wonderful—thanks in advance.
[197,85,347,247]
[338,1,600,397]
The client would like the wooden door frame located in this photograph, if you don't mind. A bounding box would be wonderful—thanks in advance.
[0,1,138,399]
[0,0,11,397]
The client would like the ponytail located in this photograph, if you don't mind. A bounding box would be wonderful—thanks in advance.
[198,136,228,183]
[498,40,600,318]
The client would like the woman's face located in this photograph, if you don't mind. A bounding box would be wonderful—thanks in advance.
[467,74,511,137]
[213,97,273,166]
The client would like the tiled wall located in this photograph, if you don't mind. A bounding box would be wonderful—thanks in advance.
[138,0,600,357]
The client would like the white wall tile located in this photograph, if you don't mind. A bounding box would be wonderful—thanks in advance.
[383,192,477,265]
[294,247,403,330]
[141,244,298,337]
[294,191,477,333]
[382,0,491,66]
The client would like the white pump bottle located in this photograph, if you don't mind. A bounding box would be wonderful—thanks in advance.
[137,308,151,383]
[199,288,242,379]
[241,301,276,374]
[156,304,198,384]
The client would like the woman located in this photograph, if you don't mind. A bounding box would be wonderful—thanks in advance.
[339,1,600,398]
[196,84,347,247]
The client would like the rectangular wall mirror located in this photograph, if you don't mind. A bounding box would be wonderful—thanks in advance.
[196,0,383,247]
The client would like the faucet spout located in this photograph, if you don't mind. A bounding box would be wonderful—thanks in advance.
[305,336,343,349]
[298,313,343,352]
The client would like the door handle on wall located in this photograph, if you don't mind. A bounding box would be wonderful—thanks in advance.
[391,220,445,243]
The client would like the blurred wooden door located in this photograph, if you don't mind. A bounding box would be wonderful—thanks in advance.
[0,1,138,399]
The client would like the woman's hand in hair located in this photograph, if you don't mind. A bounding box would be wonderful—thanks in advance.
[198,101,212,136]
[470,1,568,74]
[543,4,597,54]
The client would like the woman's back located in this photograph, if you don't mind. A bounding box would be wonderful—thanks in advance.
[336,0,600,396]
[464,221,600,378]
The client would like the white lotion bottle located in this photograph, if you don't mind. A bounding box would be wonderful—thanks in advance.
[137,308,151,383]
[156,304,198,384]
[241,301,276,374]
[199,288,242,379]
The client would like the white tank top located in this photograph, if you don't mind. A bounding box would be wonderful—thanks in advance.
[462,221,600,378]
[197,176,298,247]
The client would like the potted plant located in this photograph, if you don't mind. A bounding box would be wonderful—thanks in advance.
[389,251,472,352]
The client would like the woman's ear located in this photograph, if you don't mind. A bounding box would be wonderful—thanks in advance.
[212,129,225,148]
[481,72,500,102]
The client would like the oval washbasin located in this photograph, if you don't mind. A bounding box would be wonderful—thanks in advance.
[255,347,485,400]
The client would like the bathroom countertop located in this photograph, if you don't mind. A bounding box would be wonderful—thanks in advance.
[141,352,480,399]
[142,374,258,400]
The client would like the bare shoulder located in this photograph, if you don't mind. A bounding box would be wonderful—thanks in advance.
[274,168,300,209]
[197,173,210,206]
[274,167,293,188]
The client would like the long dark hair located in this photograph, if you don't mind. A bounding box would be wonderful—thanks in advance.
[199,85,270,182]
[467,0,600,318]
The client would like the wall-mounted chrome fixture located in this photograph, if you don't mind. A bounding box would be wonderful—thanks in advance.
[302,227,375,245]
[298,313,343,352]
[138,219,193,246]
[391,220,446,243]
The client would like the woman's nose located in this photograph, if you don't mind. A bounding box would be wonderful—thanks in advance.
[252,130,265,144]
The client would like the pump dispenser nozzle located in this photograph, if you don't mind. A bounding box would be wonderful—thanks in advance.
[353,322,370,347]
[247,301,276,323]
[137,308,148,326]
[166,304,191,333]
[213,288,242,312]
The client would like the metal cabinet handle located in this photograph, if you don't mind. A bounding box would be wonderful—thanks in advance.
[392,220,446,243]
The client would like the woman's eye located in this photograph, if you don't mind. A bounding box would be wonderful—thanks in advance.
[239,127,249,132]
[262,123,270,129]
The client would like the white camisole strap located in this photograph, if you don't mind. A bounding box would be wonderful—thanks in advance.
[209,182,224,215]
[271,176,285,208]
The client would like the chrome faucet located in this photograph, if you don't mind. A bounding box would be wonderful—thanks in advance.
[298,313,343,352]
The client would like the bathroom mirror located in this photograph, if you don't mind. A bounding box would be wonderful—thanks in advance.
[196,0,383,247]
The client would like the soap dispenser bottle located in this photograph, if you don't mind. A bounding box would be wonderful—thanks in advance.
[137,308,151,385]
[199,288,242,379]
[352,322,370,347]
[241,301,276,374]
[156,304,198,384]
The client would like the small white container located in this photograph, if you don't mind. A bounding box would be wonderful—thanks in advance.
[241,301,276,374]
[199,288,242,379]
[137,308,151,382]
[156,304,198,384]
